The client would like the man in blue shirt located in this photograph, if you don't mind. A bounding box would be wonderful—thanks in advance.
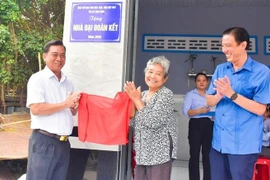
[206,27,270,180]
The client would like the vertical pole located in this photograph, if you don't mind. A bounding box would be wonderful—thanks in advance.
[38,53,42,71]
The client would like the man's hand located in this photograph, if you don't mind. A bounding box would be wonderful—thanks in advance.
[213,76,234,98]
[66,92,81,109]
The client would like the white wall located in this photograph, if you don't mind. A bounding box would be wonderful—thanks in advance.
[63,0,129,151]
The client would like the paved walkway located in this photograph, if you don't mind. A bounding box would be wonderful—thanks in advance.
[0,113,31,160]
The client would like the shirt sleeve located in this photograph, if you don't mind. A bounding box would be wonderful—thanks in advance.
[253,69,270,104]
[26,74,46,107]
[182,91,192,117]
[207,66,219,95]
[134,90,174,130]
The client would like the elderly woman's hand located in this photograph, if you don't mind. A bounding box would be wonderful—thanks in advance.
[124,81,141,102]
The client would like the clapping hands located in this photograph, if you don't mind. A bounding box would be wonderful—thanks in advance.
[213,76,234,98]
[124,81,141,102]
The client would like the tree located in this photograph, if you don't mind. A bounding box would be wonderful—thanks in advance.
[0,0,20,113]
[0,0,65,113]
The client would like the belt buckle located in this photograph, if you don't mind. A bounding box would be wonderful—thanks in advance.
[60,136,68,141]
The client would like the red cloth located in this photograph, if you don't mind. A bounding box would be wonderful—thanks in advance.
[78,92,131,145]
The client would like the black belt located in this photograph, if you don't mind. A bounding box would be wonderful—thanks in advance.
[35,129,69,142]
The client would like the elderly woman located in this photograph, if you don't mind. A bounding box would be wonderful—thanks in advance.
[124,55,177,180]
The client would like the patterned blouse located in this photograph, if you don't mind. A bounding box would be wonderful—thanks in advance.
[132,86,177,165]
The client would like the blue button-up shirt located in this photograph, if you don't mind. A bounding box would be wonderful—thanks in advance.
[182,88,211,118]
[207,56,270,154]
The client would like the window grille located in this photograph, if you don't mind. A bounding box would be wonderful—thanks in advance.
[143,34,257,54]
[265,37,270,55]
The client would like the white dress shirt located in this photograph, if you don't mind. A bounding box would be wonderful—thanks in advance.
[26,66,74,135]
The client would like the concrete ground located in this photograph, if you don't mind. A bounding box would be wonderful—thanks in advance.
[83,160,203,180]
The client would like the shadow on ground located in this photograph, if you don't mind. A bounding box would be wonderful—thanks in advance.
[0,159,27,180]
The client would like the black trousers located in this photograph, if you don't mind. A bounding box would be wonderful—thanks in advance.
[66,127,117,180]
[26,130,70,180]
[188,117,213,180]
[260,146,270,158]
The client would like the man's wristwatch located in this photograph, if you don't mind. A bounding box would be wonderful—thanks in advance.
[230,92,238,100]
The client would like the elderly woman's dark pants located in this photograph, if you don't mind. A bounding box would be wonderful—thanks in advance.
[134,160,172,180]
[188,117,213,180]
[26,130,70,180]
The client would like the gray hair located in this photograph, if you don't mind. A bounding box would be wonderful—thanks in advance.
[144,56,170,78]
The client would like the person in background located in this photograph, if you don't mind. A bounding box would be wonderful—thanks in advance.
[260,105,270,158]
[26,40,81,180]
[182,72,213,180]
[124,55,177,180]
[206,27,270,180]
[263,106,270,147]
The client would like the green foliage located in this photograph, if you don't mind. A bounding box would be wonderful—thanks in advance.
[0,0,20,24]
[0,0,65,96]
[0,25,11,45]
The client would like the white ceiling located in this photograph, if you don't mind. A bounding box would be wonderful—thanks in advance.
[139,0,270,7]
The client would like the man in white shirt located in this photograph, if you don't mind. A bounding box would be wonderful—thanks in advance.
[26,40,81,180]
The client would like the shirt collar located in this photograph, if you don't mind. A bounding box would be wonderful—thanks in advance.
[192,88,199,94]
[43,66,67,82]
[192,88,206,96]
[226,56,253,72]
